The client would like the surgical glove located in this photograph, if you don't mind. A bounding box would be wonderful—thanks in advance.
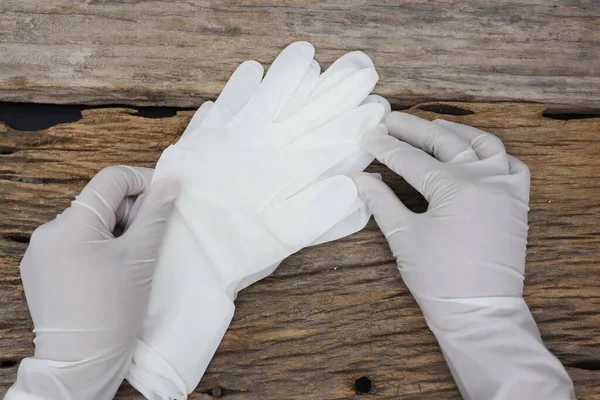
[178,54,390,245]
[126,42,385,399]
[355,113,574,400]
[6,166,179,400]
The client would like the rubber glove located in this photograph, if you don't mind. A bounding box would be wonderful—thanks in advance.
[6,166,179,400]
[126,42,385,399]
[178,54,390,245]
[354,112,575,400]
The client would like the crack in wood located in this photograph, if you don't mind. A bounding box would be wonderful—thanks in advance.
[0,102,194,131]
[0,359,17,369]
[2,233,31,244]
[566,360,600,371]
[415,104,475,116]
[542,108,600,120]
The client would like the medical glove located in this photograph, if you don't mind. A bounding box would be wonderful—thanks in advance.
[354,112,575,400]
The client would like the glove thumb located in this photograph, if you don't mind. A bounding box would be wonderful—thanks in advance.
[352,172,412,238]
[122,176,180,256]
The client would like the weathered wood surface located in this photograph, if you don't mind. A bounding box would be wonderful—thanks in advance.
[1,1,600,109]
[1,103,600,399]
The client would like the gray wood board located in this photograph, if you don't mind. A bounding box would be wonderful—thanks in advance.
[0,1,599,108]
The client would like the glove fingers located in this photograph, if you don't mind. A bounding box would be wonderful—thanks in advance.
[319,148,375,180]
[353,172,413,238]
[242,41,315,121]
[216,60,264,116]
[432,119,509,162]
[285,100,384,149]
[507,154,531,203]
[120,176,180,259]
[360,129,442,203]
[309,51,374,101]
[65,166,154,235]
[272,146,373,211]
[115,196,137,233]
[179,60,264,145]
[362,94,392,117]
[298,102,384,146]
[386,112,479,163]
[179,101,214,142]
[320,51,375,80]
[263,175,358,250]
[275,59,321,121]
[272,105,384,203]
[273,144,378,244]
[507,154,529,176]
[285,68,379,141]
[307,67,356,104]
[310,198,371,246]
[275,119,383,206]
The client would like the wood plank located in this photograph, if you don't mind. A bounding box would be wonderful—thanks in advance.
[1,1,600,108]
[1,103,599,399]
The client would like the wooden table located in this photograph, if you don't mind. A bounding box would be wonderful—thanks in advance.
[1,2,599,399]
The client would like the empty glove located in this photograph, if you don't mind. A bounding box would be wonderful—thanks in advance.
[6,166,179,400]
[125,42,386,399]
[177,50,390,246]
[355,112,574,400]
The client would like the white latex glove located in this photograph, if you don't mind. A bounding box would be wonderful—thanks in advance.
[354,112,575,400]
[126,42,385,399]
[178,56,390,246]
[6,166,179,400]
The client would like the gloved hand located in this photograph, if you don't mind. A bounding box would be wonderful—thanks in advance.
[355,112,575,400]
[6,166,179,400]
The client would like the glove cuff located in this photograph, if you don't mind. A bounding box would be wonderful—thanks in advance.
[126,339,189,400]
[415,295,574,400]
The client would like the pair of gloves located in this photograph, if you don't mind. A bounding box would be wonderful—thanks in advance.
[7,42,574,400]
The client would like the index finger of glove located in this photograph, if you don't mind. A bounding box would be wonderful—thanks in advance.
[386,112,479,163]
[361,130,442,202]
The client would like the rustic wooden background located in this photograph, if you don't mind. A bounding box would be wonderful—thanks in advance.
[1,0,599,108]
[1,1,600,399]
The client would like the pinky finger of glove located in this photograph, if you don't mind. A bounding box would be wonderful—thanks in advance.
[216,60,264,116]
[179,60,265,144]
[179,101,214,141]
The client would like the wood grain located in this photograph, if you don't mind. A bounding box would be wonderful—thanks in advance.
[1,1,599,109]
[1,103,600,399]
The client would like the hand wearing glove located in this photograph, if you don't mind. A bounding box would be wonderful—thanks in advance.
[355,112,575,400]
[126,42,388,399]
[6,166,179,400]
